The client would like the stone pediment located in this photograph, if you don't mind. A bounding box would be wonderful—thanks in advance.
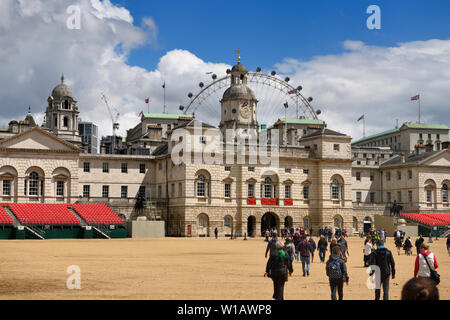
[421,150,450,167]
[0,127,79,152]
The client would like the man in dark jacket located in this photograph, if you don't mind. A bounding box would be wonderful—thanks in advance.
[298,235,313,276]
[326,246,349,300]
[338,235,349,262]
[415,235,424,255]
[369,240,396,300]
[265,232,278,258]
[447,235,450,256]
[265,240,294,300]
[318,235,328,263]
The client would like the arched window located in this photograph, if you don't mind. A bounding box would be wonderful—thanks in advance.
[331,179,339,200]
[334,216,343,229]
[198,214,208,227]
[443,184,448,203]
[264,177,272,198]
[303,217,310,229]
[224,216,232,227]
[197,174,206,197]
[64,100,69,109]
[29,172,38,196]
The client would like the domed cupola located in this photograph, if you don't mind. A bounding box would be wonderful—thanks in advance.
[51,74,76,101]
[219,57,259,137]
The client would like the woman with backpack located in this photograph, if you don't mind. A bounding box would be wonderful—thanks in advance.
[265,240,294,300]
[414,243,439,285]
[326,246,349,300]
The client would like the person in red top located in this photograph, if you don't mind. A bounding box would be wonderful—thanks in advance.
[414,243,438,279]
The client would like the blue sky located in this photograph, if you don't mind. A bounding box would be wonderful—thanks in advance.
[121,0,450,71]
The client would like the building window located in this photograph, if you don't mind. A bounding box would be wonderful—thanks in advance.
[121,186,128,198]
[356,192,361,203]
[264,177,273,198]
[63,117,69,127]
[303,186,309,200]
[197,174,206,197]
[3,180,11,196]
[83,185,90,198]
[442,184,448,203]
[381,154,385,159]
[248,167,255,172]
[225,166,231,172]
[408,191,413,203]
[139,164,146,174]
[224,216,231,227]
[285,185,291,199]
[83,162,90,173]
[248,184,255,198]
[139,186,146,199]
[354,153,358,158]
[200,136,206,145]
[313,144,318,150]
[198,215,207,227]
[224,183,231,198]
[386,172,391,181]
[158,163,162,171]
[363,153,367,158]
[426,190,432,203]
[397,191,402,203]
[178,183,183,197]
[408,170,412,179]
[356,172,361,181]
[357,161,361,165]
[29,172,39,196]
[333,144,340,151]
[387,192,391,203]
[370,192,375,203]
[303,169,309,174]
[331,179,339,200]
[102,185,109,198]
[121,163,128,173]
[103,163,109,173]
[397,171,401,180]
[56,181,64,197]
[285,168,291,174]
[370,172,375,181]
[158,185,162,198]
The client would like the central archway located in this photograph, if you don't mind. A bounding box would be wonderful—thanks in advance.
[261,212,280,236]
[247,216,256,237]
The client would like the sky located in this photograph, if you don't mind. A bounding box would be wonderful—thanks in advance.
[0,0,449,141]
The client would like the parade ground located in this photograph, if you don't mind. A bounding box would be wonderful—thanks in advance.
[0,237,448,300]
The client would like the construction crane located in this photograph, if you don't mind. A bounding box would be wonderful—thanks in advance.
[101,93,120,154]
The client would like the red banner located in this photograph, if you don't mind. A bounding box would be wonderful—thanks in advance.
[261,198,278,206]
[284,199,293,206]
[247,197,256,205]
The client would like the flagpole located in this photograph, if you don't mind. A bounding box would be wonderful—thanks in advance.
[163,82,166,114]
[418,95,421,124]
[363,116,366,138]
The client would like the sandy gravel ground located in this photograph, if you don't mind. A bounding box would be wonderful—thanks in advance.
[0,237,448,300]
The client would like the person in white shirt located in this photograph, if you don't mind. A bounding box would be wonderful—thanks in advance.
[364,237,373,267]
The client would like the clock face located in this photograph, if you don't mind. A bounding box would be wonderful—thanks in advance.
[240,105,250,119]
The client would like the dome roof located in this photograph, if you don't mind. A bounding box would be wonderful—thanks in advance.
[222,84,256,100]
[231,62,248,74]
[51,74,75,100]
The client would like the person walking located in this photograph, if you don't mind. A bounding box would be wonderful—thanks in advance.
[214,227,218,239]
[414,243,439,284]
[403,236,413,255]
[308,236,317,263]
[265,232,278,258]
[298,235,313,276]
[329,238,338,258]
[415,235,424,255]
[264,229,270,242]
[293,232,301,262]
[326,246,349,300]
[369,240,396,300]
[337,235,349,263]
[395,236,403,256]
[318,235,328,263]
[284,238,295,263]
[265,240,294,300]
[364,237,373,267]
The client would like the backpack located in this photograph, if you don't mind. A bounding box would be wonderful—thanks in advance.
[327,259,342,279]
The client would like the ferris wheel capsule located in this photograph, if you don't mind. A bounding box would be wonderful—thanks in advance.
[308,97,313,102]
[256,67,262,72]
[284,77,290,83]
[226,69,231,74]
[199,82,204,88]
[188,93,193,98]
[212,74,217,80]
[297,86,303,91]
[179,105,185,111]
[271,70,276,76]
[316,109,322,115]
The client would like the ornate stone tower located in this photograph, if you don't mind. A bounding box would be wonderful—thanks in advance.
[219,60,258,141]
[44,74,82,147]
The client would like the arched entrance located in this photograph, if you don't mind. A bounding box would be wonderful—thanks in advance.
[364,216,372,234]
[197,213,209,237]
[247,216,256,237]
[261,212,279,236]
[333,215,343,230]
[284,216,293,228]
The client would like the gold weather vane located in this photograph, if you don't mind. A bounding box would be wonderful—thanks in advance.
[235,50,241,63]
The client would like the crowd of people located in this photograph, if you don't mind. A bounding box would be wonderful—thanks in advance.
[264,227,444,301]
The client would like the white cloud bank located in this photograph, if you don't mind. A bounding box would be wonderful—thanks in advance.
[0,0,449,142]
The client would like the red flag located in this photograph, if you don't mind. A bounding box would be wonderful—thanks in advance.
[145,98,150,104]
[411,95,420,101]
[358,114,364,122]
[288,89,297,95]
[242,100,249,107]
[284,102,289,108]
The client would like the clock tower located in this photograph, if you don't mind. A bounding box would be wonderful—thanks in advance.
[219,60,258,140]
